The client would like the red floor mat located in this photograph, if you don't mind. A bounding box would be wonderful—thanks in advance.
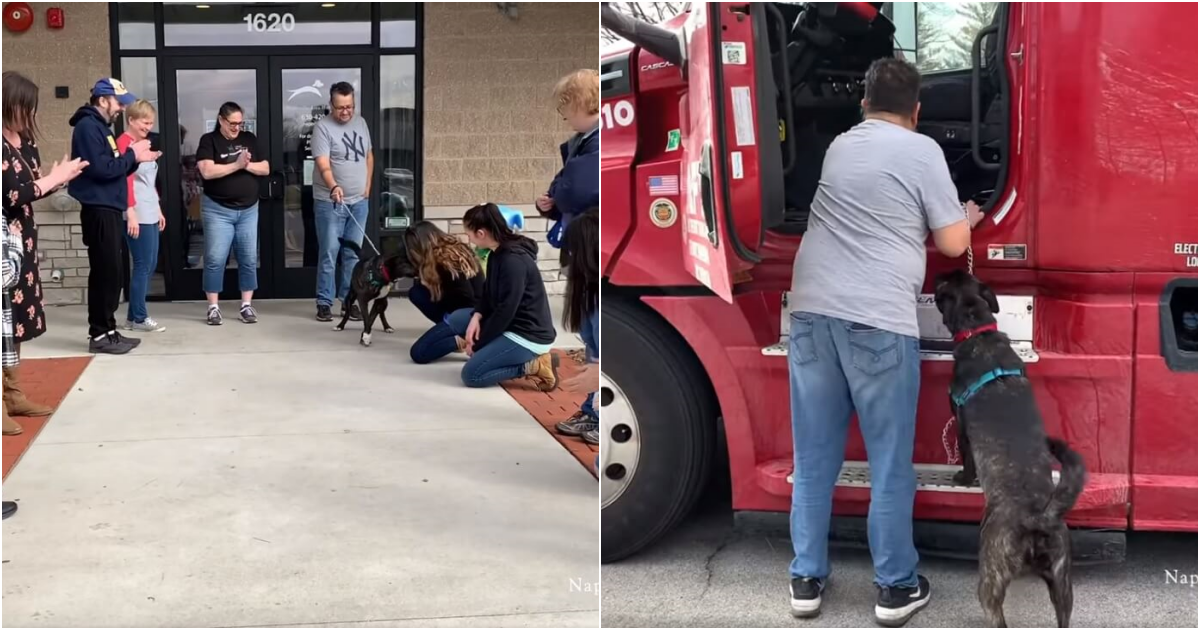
[502,350,598,477]
[3,357,92,480]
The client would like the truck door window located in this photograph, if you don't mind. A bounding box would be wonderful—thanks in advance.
[887,2,1000,74]
[888,2,1008,208]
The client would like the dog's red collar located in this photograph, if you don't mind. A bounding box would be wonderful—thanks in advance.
[379,263,392,284]
[954,323,999,344]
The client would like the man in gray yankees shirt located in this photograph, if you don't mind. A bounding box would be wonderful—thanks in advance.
[312,81,374,323]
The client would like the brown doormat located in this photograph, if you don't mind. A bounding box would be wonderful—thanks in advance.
[502,350,598,477]
[3,357,92,480]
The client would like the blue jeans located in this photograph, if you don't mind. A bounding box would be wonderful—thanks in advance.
[580,308,599,417]
[201,196,258,294]
[315,198,369,307]
[410,308,538,388]
[409,281,445,325]
[125,224,159,323]
[788,311,920,588]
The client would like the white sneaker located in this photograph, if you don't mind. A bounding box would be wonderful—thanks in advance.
[125,317,167,333]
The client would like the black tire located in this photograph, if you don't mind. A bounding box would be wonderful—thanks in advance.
[601,297,718,563]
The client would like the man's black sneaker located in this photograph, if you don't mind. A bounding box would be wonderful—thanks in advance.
[790,577,825,618]
[555,410,598,436]
[113,331,141,348]
[344,303,362,322]
[316,304,333,322]
[89,332,133,355]
[207,306,223,326]
[875,575,931,628]
[582,429,599,445]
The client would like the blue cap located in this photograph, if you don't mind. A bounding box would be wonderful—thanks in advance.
[91,78,137,106]
[497,205,525,232]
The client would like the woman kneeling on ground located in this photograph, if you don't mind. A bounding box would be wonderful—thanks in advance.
[406,220,484,326]
[410,203,558,391]
[405,220,484,347]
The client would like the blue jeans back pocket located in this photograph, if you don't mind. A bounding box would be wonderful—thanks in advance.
[789,313,818,365]
[847,323,900,375]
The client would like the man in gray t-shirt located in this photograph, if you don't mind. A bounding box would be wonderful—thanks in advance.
[785,59,983,626]
[311,81,374,322]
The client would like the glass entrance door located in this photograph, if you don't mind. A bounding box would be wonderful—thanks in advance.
[267,56,376,299]
[161,56,271,301]
[160,55,375,301]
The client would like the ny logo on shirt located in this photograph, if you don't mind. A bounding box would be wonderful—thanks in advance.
[342,131,366,163]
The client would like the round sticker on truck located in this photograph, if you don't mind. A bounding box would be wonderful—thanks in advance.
[650,198,678,228]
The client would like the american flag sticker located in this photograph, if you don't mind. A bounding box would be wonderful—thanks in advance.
[648,175,679,196]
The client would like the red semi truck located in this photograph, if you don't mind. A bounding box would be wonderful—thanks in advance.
[598,2,1198,562]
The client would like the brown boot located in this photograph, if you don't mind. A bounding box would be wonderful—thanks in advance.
[524,353,560,392]
[4,366,53,417]
[3,404,22,436]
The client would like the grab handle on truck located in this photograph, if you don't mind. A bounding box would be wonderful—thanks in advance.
[971,24,1000,172]
[600,3,685,69]
[765,3,796,176]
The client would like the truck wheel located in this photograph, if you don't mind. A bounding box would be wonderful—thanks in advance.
[601,297,717,563]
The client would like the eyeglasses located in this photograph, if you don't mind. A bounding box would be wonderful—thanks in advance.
[222,118,244,129]
[332,105,354,112]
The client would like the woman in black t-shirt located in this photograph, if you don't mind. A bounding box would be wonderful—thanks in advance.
[195,102,269,326]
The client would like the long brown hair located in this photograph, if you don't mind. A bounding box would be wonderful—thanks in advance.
[563,209,598,332]
[404,221,479,302]
[2,72,40,140]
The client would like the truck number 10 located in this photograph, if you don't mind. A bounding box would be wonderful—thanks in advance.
[601,101,636,130]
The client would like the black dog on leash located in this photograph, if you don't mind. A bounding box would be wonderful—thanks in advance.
[333,238,416,347]
[934,269,1087,628]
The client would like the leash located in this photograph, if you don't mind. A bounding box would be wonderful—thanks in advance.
[337,200,382,257]
[965,203,975,275]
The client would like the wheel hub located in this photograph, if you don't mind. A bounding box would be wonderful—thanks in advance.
[600,368,639,509]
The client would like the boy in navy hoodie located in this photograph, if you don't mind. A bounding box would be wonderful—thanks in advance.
[536,70,599,248]
[69,78,159,354]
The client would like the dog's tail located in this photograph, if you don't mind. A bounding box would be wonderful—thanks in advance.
[1024,437,1087,532]
[338,238,361,255]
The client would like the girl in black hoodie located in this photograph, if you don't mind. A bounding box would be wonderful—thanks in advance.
[410,203,558,391]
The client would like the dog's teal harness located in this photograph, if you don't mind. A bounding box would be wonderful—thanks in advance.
[949,323,1025,407]
[951,367,1026,407]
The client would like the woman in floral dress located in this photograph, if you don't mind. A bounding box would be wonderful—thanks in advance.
[1,71,86,417]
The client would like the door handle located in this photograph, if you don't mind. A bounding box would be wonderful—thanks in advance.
[263,170,285,200]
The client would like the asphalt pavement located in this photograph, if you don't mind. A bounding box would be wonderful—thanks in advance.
[602,493,1198,628]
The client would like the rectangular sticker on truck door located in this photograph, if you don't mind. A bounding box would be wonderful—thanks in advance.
[730,86,756,147]
[987,244,1027,261]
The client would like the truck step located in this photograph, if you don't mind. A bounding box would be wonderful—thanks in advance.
[761,343,1041,362]
[781,461,1060,494]
[766,292,1039,361]
[760,459,1127,515]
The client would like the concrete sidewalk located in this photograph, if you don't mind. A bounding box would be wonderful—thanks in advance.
[3,300,598,628]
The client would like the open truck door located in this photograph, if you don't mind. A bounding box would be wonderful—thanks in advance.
[678,3,779,301]
[601,2,780,301]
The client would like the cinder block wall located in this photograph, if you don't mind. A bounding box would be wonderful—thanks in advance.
[422,2,597,293]
[2,2,112,305]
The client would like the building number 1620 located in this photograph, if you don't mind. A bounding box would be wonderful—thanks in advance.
[244,13,296,32]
